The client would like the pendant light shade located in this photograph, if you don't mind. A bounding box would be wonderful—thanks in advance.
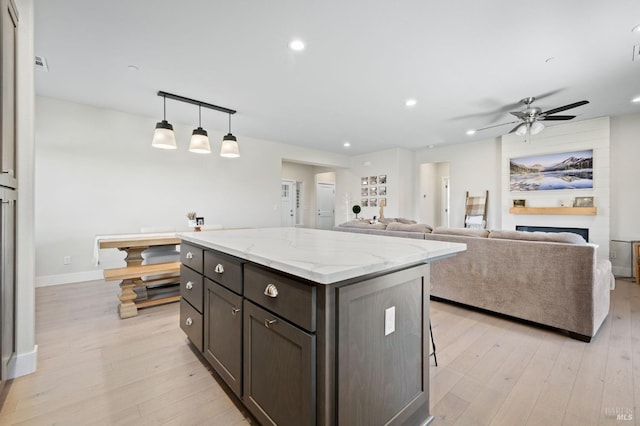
[220,114,240,158]
[530,121,545,135]
[152,95,177,149]
[515,123,528,136]
[221,133,240,158]
[188,105,211,154]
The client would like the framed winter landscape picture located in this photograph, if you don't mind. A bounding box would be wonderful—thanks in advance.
[510,149,593,191]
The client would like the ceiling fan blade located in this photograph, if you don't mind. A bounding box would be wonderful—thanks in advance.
[541,100,589,116]
[508,124,523,134]
[540,115,576,121]
[510,111,527,119]
[475,120,519,131]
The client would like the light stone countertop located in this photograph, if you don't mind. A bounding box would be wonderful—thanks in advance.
[179,227,466,285]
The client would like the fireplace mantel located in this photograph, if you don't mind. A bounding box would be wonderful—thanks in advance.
[509,207,597,215]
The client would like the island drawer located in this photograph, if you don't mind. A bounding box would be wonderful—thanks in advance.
[204,250,244,294]
[180,299,203,352]
[181,243,203,273]
[180,265,204,313]
[244,264,316,332]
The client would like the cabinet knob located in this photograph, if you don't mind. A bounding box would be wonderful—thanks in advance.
[185,281,193,290]
[264,318,277,328]
[264,283,278,298]
[231,307,240,315]
[214,264,224,274]
[186,252,194,260]
[185,317,193,326]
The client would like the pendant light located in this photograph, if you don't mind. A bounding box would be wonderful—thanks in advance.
[151,94,177,149]
[188,105,211,154]
[220,113,240,158]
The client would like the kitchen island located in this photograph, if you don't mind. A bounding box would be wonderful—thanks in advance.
[178,228,465,426]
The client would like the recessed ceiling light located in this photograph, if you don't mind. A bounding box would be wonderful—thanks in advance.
[466,129,476,135]
[289,39,305,51]
[405,99,417,107]
[343,141,351,148]
[632,24,640,33]
[632,95,640,103]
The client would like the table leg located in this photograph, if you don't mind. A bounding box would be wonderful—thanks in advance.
[116,246,147,318]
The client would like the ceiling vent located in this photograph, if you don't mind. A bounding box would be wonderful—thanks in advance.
[35,55,49,71]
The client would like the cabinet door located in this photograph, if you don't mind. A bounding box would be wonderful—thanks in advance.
[0,0,18,189]
[243,300,315,426]
[0,188,16,387]
[204,279,242,397]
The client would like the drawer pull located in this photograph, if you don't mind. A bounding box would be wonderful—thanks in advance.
[264,283,279,298]
[264,318,277,328]
[231,307,240,315]
[185,252,194,260]
[214,264,224,274]
[185,317,193,326]
[185,281,193,290]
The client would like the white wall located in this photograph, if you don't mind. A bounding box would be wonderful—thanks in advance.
[334,148,414,224]
[610,112,640,276]
[35,97,348,284]
[501,117,610,260]
[14,0,37,377]
[414,138,502,229]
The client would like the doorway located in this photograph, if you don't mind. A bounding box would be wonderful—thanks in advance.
[316,182,335,230]
[418,162,450,228]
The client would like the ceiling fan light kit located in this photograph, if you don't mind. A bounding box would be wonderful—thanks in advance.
[152,91,239,157]
[473,96,589,142]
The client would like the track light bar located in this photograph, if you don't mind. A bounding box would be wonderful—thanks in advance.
[157,91,236,115]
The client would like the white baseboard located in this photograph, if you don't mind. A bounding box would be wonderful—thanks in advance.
[7,345,38,379]
[36,270,103,287]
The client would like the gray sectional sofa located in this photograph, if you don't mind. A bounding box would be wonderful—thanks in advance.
[335,220,614,341]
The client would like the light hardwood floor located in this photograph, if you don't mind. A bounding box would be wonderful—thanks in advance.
[0,277,637,425]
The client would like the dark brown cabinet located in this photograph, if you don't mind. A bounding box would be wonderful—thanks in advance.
[243,300,315,426]
[204,279,242,397]
[179,241,433,425]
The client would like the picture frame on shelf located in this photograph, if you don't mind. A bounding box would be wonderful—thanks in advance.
[196,217,205,225]
[574,196,594,207]
[512,199,526,207]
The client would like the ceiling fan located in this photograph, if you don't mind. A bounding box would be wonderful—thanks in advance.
[474,97,589,136]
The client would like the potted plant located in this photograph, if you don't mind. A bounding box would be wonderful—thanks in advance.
[186,212,200,231]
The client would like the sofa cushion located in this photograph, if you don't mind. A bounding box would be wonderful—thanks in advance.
[386,222,433,233]
[338,220,387,230]
[488,230,587,245]
[431,227,489,238]
[395,218,417,224]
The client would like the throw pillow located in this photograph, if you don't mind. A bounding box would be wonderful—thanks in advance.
[386,223,433,233]
[488,230,587,245]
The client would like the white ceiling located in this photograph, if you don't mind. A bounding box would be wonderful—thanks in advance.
[34,0,640,155]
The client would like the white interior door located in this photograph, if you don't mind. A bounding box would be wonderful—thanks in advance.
[316,182,335,230]
[281,180,295,227]
[441,177,450,228]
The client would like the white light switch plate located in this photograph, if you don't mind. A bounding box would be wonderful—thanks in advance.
[385,306,395,336]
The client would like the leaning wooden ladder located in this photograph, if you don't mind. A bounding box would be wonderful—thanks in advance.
[464,190,488,229]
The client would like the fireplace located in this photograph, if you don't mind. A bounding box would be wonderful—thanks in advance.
[516,225,589,242]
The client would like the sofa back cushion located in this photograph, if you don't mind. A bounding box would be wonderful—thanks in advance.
[488,229,587,245]
[338,220,387,230]
[431,227,489,238]
[386,222,432,233]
